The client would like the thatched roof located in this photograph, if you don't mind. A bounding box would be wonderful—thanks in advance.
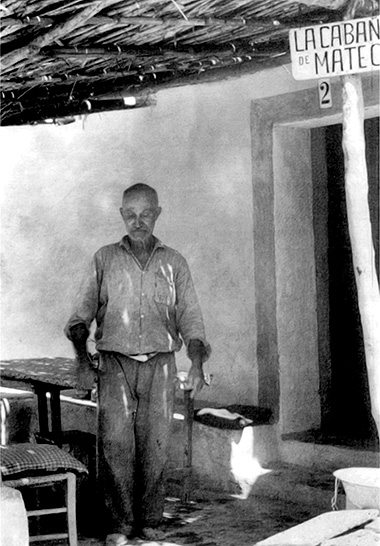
[1,0,378,125]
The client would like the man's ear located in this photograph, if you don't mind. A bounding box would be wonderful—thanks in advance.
[156,206,162,219]
[119,207,124,217]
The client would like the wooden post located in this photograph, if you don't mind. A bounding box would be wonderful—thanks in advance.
[341,73,380,437]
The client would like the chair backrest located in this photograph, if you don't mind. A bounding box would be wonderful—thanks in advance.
[0,398,11,446]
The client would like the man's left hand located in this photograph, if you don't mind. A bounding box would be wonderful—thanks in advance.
[183,363,205,399]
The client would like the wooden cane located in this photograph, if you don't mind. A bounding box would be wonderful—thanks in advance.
[182,389,194,503]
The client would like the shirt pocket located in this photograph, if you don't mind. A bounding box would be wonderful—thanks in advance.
[154,270,174,306]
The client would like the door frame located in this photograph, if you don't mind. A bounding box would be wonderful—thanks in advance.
[251,75,379,434]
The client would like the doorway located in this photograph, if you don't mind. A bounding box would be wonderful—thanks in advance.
[252,81,379,450]
[312,117,379,447]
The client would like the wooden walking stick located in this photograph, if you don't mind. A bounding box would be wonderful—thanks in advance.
[177,372,212,503]
[182,389,194,503]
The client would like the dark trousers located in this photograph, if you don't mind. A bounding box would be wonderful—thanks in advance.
[97,351,177,535]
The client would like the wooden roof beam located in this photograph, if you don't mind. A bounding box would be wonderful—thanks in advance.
[0,11,339,31]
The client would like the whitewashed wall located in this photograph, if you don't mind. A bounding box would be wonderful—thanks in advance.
[0,65,313,405]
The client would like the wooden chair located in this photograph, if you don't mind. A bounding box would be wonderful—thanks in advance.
[1,443,87,546]
[3,472,77,545]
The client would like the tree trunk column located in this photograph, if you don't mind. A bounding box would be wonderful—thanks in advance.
[341,73,380,437]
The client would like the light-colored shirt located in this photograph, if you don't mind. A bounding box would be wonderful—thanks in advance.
[65,236,210,360]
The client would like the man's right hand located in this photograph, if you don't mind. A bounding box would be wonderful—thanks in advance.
[68,323,96,391]
[75,354,96,390]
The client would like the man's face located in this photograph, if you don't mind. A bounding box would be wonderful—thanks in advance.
[120,193,161,243]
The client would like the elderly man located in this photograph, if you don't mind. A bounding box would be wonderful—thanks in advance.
[65,183,210,544]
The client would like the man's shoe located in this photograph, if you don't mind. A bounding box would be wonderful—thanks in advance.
[105,533,129,545]
[139,527,166,541]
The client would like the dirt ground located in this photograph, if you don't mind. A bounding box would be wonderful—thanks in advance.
[71,490,323,546]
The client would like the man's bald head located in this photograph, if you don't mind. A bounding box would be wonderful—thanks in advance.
[122,183,159,207]
[120,183,161,243]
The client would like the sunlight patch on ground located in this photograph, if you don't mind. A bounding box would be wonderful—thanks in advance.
[230,426,272,499]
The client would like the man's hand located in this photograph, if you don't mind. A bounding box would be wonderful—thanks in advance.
[183,364,205,399]
[75,353,97,390]
[184,339,207,398]
[69,323,96,391]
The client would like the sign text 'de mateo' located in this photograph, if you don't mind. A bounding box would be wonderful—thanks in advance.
[289,16,380,80]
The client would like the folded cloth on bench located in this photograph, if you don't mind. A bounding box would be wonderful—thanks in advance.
[194,405,273,429]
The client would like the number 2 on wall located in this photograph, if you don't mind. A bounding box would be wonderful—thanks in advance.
[318,79,332,109]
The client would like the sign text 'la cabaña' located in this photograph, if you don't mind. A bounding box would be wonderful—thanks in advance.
[289,16,380,80]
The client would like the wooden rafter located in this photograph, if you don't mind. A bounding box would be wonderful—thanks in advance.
[1,0,115,71]
[0,12,335,29]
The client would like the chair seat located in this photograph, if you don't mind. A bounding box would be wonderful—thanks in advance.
[1,444,87,546]
[0,443,88,478]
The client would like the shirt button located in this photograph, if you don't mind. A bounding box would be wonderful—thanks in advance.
[141,314,144,319]
[141,293,145,297]
[139,335,142,339]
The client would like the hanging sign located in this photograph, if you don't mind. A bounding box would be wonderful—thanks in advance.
[289,16,380,80]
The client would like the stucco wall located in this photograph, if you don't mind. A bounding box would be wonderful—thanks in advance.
[1,65,314,406]
[274,126,320,432]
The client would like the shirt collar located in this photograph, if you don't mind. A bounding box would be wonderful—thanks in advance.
[119,235,165,253]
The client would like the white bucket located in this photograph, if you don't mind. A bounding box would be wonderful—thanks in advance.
[333,467,380,510]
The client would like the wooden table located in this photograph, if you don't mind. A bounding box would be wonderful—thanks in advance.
[1,359,196,498]
[0,358,78,445]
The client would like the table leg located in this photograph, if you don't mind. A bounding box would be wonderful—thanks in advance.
[50,388,62,446]
[34,385,49,438]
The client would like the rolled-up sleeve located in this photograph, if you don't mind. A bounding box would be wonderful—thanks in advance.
[64,256,99,340]
[175,256,211,362]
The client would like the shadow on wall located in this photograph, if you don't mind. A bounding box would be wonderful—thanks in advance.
[6,401,37,444]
